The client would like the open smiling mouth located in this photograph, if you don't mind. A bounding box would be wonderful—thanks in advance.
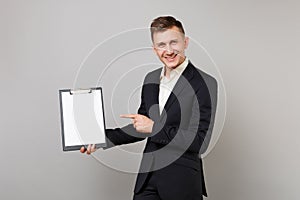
[165,53,178,62]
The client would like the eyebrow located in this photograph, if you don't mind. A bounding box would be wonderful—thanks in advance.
[155,39,178,46]
[156,42,166,46]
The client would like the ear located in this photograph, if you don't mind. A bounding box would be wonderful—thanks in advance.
[152,45,159,55]
[184,37,189,49]
[152,45,155,53]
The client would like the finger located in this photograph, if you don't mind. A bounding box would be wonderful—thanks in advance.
[136,126,142,133]
[80,146,86,153]
[120,114,137,119]
[135,122,142,127]
[91,144,96,152]
[87,144,92,155]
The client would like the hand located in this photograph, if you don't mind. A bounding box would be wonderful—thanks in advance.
[80,144,96,155]
[120,114,154,133]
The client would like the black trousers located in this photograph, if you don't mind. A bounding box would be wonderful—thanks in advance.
[133,162,203,200]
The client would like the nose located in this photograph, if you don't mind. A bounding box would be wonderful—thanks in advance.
[165,44,174,54]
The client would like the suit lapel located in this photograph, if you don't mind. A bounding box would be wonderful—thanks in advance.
[144,69,161,120]
[160,63,195,119]
[149,83,160,120]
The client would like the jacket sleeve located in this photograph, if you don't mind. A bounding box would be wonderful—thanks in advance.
[105,83,148,148]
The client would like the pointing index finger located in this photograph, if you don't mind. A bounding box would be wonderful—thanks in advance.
[120,114,137,119]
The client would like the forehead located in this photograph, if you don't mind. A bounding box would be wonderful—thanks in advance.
[152,26,185,43]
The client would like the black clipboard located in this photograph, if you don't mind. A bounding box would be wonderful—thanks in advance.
[59,87,107,151]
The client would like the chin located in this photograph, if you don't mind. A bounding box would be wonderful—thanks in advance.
[167,65,178,69]
[166,62,180,69]
[163,59,180,69]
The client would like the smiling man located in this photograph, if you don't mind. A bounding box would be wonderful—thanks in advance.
[81,16,217,200]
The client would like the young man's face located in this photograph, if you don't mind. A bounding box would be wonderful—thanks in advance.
[152,26,189,70]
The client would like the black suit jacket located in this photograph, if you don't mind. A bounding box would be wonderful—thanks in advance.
[106,62,217,198]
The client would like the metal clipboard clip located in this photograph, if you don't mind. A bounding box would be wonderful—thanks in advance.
[69,88,92,95]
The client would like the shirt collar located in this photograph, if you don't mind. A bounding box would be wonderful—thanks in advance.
[160,57,189,80]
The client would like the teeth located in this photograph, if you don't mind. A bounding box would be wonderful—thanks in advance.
[165,54,177,60]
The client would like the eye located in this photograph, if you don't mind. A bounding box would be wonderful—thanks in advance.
[170,40,178,45]
[157,43,166,48]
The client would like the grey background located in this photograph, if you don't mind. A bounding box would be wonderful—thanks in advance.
[1,0,299,200]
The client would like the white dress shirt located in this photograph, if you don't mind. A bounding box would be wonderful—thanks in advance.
[159,58,189,114]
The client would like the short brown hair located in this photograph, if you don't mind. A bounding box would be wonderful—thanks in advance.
[150,16,185,41]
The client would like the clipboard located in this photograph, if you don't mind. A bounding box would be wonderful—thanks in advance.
[59,87,107,151]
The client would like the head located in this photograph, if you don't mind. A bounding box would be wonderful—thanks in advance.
[150,16,189,70]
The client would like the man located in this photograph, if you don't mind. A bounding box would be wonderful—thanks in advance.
[81,16,217,200]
